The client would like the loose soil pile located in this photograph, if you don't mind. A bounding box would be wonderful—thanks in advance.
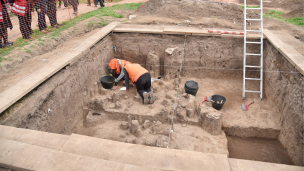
[136,0,258,23]
[283,7,304,18]
[265,0,304,11]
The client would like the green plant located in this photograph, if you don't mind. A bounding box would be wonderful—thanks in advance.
[25,49,32,54]
[287,16,304,27]
[88,20,96,26]
[239,5,260,9]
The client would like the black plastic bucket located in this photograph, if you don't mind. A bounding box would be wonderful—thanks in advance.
[211,95,226,110]
[99,76,115,89]
[184,80,199,96]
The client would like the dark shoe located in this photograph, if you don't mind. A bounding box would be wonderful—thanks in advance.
[148,92,155,104]
[56,23,63,26]
[143,92,149,104]
[26,36,33,40]
[58,5,61,8]
[3,43,13,48]
[52,25,59,28]
[95,5,97,7]
[87,4,91,6]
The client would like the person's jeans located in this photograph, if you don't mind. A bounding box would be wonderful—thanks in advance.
[95,0,104,6]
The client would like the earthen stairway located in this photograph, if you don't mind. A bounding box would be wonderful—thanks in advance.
[0,125,302,171]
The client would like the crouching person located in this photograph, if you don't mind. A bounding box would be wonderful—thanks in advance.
[115,63,155,104]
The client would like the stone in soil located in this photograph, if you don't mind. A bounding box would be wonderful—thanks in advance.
[112,92,120,103]
[156,136,169,148]
[165,83,171,90]
[165,93,174,99]
[162,99,170,106]
[199,105,223,135]
[127,101,134,108]
[164,74,170,81]
[151,121,170,135]
[131,120,140,135]
[120,121,129,130]
[85,111,108,127]
[115,101,122,109]
[143,120,152,130]
[159,80,164,85]
[126,137,137,144]
[145,137,156,146]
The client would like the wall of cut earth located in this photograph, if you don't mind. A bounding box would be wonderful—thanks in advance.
[3,36,114,134]
[263,40,304,166]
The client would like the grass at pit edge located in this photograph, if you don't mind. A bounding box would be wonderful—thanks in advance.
[0,2,144,61]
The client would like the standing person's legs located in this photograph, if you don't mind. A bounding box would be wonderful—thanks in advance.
[87,0,91,6]
[0,23,7,45]
[38,10,47,31]
[47,0,57,27]
[98,0,102,7]
[71,0,77,14]
[63,0,68,7]
[26,12,32,34]
[18,15,30,39]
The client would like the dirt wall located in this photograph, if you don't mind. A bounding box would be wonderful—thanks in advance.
[3,36,114,134]
[112,33,260,78]
[263,40,304,166]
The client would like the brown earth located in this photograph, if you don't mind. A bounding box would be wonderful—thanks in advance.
[0,0,303,167]
[264,0,304,11]
[119,0,304,42]
[283,7,304,18]
[136,0,257,24]
[227,136,291,165]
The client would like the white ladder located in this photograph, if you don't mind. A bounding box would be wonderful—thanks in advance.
[243,0,264,100]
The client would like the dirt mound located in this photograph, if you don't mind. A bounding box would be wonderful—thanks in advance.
[136,0,257,23]
[265,0,304,11]
[283,8,304,18]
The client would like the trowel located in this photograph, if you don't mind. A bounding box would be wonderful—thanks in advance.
[202,96,211,104]
[242,101,254,111]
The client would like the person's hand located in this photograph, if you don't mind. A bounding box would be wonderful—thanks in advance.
[37,9,41,13]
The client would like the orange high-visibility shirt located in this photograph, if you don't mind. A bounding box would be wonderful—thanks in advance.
[124,64,148,84]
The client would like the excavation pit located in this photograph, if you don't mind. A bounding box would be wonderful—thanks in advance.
[1,30,303,166]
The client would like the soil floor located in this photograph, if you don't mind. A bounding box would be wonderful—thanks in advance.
[179,77,280,135]
[70,75,282,163]
[73,120,229,155]
[227,136,291,165]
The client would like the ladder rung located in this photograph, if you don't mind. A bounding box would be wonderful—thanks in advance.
[245,30,261,32]
[245,78,261,81]
[246,8,262,10]
[246,53,261,56]
[245,90,261,93]
[246,19,262,21]
[245,65,261,68]
[246,41,262,44]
